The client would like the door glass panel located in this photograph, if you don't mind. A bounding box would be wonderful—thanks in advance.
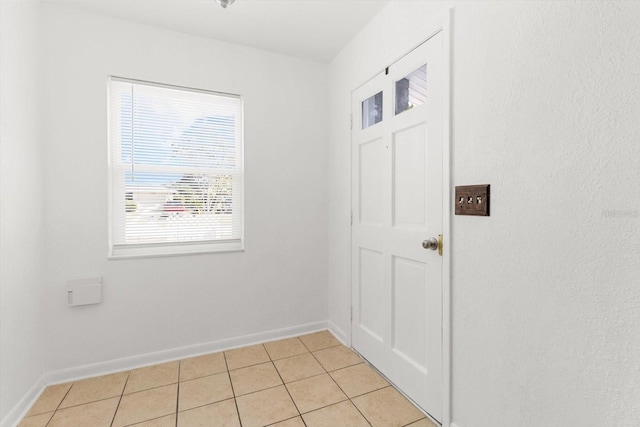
[362,91,383,129]
[395,64,427,115]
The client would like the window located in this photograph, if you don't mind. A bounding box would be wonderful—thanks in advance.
[395,64,427,115]
[361,91,383,129]
[108,77,243,258]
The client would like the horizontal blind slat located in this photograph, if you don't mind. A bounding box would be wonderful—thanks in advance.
[110,78,243,250]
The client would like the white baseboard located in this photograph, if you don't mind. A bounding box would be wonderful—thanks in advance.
[45,320,328,386]
[327,320,348,346]
[0,373,48,427]
[1,320,327,427]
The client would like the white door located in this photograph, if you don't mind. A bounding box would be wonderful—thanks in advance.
[351,31,444,422]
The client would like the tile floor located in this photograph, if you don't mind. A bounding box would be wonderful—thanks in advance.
[19,331,437,427]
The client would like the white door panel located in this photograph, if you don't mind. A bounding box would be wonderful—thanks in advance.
[352,31,443,422]
[359,138,385,226]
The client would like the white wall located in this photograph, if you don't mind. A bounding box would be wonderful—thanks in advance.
[328,1,640,426]
[0,0,47,422]
[39,4,328,372]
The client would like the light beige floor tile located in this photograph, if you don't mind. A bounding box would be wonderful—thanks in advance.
[236,385,298,427]
[125,361,179,394]
[302,401,370,427]
[48,397,119,427]
[180,352,227,381]
[406,418,438,427]
[352,386,424,427]
[285,373,347,414]
[59,371,129,408]
[299,331,340,352]
[274,353,325,383]
[229,362,282,396]
[177,399,240,427]
[113,384,178,427]
[329,363,388,397]
[269,416,305,427]
[26,383,72,416]
[264,338,308,360]
[17,412,53,427]
[130,414,177,426]
[312,346,363,372]
[178,372,233,412]
[225,344,270,370]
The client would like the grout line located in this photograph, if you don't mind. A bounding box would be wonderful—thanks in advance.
[121,381,179,397]
[302,399,372,427]
[269,350,310,364]
[43,382,75,427]
[294,373,350,418]
[353,351,433,423]
[180,369,228,383]
[222,350,229,372]
[225,344,270,372]
[272,341,360,421]
[228,382,286,399]
[123,413,177,427]
[223,352,243,427]
[349,394,374,427]
[324,370,349,401]
[300,341,343,354]
[175,397,236,415]
[263,414,305,427]
[400,418,433,427]
[228,362,282,398]
[42,390,135,413]
[267,349,304,422]
[42,381,177,415]
[175,361,181,427]
[109,372,131,427]
[307,347,331,376]
[281,371,327,386]
[306,348,373,427]
[228,360,273,376]
[42,412,55,426]
[349,384,390,399]
[40,334,419,427]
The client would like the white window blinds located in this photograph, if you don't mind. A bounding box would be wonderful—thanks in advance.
[108,77,243,257]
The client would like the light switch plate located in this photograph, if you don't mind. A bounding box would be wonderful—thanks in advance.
[455,184,490,216]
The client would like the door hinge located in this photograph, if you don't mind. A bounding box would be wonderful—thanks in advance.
[350,306,353,322]
[350,114,353,130]
[350,211,353,226]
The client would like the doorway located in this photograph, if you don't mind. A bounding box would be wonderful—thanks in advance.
[350,29,447,423]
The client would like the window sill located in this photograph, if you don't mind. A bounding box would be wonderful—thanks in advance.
[108,240,244,260]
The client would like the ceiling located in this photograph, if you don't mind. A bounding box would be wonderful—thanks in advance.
[44,0,390,62]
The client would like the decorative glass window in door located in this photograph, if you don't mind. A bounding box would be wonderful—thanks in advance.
[362,91,383,129]
[395,64,427,115]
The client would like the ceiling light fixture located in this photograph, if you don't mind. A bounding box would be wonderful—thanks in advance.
[216,0,235,9]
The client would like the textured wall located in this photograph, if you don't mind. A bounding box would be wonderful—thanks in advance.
[328,1,640,426]
[0,0,47,422]
[452,2,640,425]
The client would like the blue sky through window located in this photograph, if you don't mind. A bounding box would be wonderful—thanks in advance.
[119,91,236,187]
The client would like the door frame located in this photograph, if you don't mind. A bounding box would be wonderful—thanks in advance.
[349,9,452,427]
